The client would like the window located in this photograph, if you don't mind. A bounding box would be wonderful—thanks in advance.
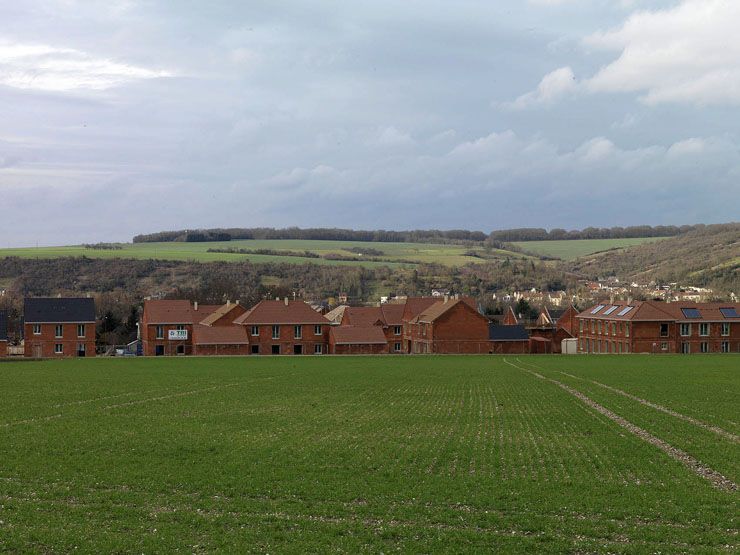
[314,325,322,335]
[251,345,260,354]
[394,342,402,352]
[612,322,617,336]
[721,323,730,336]
[176,344,185,355]
[55,324,63,338]
[590,320,595,333]
[680,323,691,337]
[603,306,618,316]
[272,325,280,339]
[294,325,302,339]
[271,345,280,355]
[590,305,605,314]
[617,306,634,317]
[681,308,702,319]
[597,321,602,335]
[681,342,690,354]
[721,341,730,353]
[155,345,164,356]
[314,344,322,354]
[699,323,709,336]
[176,324,186,331]
[54,343,63,354]
[77,343,86,357]
[660,323,669,337]
[700,342,709,353]
[32,324,41,335]
[719,307,739,318]
[155,325,164,339]
[579,320,583,333]
[251,326,259,336]
[293,344,303,355]
[624,342,630,353]
[77,324,85,338]
[661,342,668,351]
[394,326,402,336]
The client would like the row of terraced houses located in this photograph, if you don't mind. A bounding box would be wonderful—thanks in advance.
[0,296,738,358]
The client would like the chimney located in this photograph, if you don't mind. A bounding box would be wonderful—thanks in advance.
[194,302,198,311]
[236,300,240,305]
[226,300,231,307]
[284,297,289,306]
[454,293,459,300]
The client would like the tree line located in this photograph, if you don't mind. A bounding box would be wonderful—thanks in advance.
[488,224,702,242]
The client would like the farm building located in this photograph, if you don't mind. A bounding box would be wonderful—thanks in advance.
[329,326,389,355]
[24,297,96,358]
[0,310,7,357]
[489,324,530,354]
[140,300,247,356]
[577,301,740,354]
[233,298,329,355]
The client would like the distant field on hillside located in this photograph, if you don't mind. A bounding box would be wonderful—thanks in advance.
[0,239,526,267]
[511,237,665,260]
[0,355,736,552]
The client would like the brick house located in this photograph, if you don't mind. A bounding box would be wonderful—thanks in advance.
[528,305,578,354]
[406,297,492,354]
[0,310,7,357]
[140,300,248,356]
[326,304,406,353]
[329,326,389,354]
[24,298,96,358]
[576,301,740,354]
[234,299,329,355]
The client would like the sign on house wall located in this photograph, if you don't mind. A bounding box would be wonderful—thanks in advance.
[168,330,188,340]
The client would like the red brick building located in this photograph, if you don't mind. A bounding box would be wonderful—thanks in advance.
[329,326,389,354]
[0,310,7,357]
[576,301,740,354]
[406,297,492,354]
[489,324,530,354]
[326,304,406,353]
[528,305,578,353]
[234,299,329,355]
[24,298,96,358]
[141,300,218,356]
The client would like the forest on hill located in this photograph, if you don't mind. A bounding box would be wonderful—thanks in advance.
[132,224,703,245]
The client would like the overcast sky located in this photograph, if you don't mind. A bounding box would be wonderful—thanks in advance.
[1,0,739,246]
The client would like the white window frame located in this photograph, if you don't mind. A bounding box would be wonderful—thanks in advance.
[54,343,63,354]
[700,342,709,353]
[680,323,691,337]
[251,325,259,336]
[294,325,302,339]
[314,344,322,354]
[55,324,63,338]
[661,342,668,351]
[32,324,41,335]
[394,326,402,336]
[394,342,402,352]
[272,325,280,339]
[155,325,164,339]
[314,325,322,336]
[659,323,669,337]
[699,323,709,337]
[721,323,730,336]
[721,341,730,353]
[77,324,85,338]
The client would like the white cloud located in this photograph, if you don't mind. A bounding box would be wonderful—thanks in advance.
[369,126,416,147]
[505,66,578,109]
[0,40,172,92]
[584,0,740,105]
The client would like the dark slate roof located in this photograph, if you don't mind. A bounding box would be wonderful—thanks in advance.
[0,311,7,341]
[24,298,96,323]
[489,324,529,341]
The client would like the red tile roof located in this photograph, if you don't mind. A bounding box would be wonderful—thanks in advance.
[413,297,481,323]
[199,303,245,326]
[380,303,405,326]
[577,301,740,322]
[142,300,220,324]
[344,307,385,327]
[402,297,441,322]
[330,326,388,345]
[234,300,330,325]
[192,324,250,345]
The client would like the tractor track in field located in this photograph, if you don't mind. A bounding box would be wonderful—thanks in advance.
[515,359,739,444]
[503,359,737,493]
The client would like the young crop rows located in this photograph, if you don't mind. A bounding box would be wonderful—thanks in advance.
[0,355,736,552]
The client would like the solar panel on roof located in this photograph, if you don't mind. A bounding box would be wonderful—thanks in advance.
[681,308,702,319]
[720,307,739,318]
[617,306,634,317]
[603,306,619,316]
[590,305,605,314]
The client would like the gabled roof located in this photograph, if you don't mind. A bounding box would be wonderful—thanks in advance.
[142,300,220,325]
[413,297,481,324]
[576,301,740,322]
[330,326,388,345]
[344,307,385,327]
[380,303,405,326]
[199,303,245,326]
[234,300,329,325]
[24,298,95,323]
[502,306,519,326]
[192,324,250,345]
[402,297,439,322]
[0,310,7,341]
[325,305,348,324]
[489,324,529,341]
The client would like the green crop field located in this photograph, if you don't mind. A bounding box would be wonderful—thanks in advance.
[511,237,665,260]
[0,239,525,268]
[0,355,740,553]
[0,355,737,553]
